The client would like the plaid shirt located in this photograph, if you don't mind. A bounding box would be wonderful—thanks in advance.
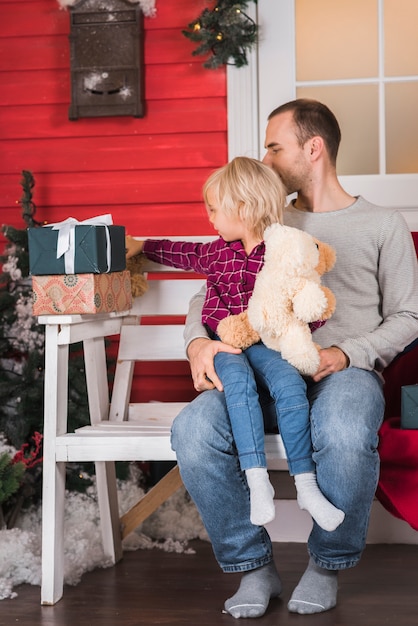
[143,238,326,335]
[143,238,265,333]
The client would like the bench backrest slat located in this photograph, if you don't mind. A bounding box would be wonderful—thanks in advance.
[130,278,206,317]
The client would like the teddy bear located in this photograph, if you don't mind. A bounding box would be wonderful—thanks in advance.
[217,223,336,376]
[126,253,149,298]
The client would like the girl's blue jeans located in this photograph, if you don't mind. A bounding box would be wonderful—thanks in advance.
[214,342,314,475]
[171,367,384,572]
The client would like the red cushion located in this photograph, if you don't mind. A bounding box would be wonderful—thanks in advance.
[376,233,418,528]
[377,417,418,530]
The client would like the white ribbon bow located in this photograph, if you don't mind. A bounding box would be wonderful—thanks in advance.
[47,214,113,274]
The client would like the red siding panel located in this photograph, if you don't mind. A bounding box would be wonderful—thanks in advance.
[0,98,227,139]
[0,0,227,229]
[0,0,227,402]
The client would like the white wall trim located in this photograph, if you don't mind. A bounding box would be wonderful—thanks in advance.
[227,0,296,161]
[226,3,259,160]
[266,499,418,544]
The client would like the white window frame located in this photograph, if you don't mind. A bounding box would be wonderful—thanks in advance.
[227,0,418,229]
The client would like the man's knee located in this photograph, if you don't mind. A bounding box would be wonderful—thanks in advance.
[171,389,228,453]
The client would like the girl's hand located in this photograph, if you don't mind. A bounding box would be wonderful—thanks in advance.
[125,235,144,259]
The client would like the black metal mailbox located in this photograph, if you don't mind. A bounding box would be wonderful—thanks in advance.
[68,0,144,119]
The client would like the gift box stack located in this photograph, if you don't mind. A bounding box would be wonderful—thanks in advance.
[29,215,132,315]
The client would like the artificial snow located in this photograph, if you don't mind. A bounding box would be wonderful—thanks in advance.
[57,0,157,18]
[0,468,208,600]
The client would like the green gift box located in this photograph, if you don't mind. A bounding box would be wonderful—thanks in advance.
[401,385,418,429]
[28,216,126,275]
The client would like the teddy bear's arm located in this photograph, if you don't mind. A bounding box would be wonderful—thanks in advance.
[319,286,336,320]
[292,281,331,323]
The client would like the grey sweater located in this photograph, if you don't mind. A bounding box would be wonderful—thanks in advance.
[184,197,418,375]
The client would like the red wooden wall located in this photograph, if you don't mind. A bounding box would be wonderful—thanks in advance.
[0,0,227,241]
[0,0,228,404]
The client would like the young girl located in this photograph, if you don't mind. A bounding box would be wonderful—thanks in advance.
[126,157,344,530]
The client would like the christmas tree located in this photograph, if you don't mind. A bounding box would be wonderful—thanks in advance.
[0,172,96,528]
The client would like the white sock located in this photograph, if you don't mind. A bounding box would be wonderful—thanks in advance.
[245,467,275,526]
[294,472,345,532]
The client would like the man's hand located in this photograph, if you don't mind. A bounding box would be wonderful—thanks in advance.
[311,346,349,382]
[187,337,242,392]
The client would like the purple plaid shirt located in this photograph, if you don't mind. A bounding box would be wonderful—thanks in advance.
[143,238,264,333]
[143,238,326,335]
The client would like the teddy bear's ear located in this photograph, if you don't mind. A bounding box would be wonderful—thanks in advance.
[263,222,286,242]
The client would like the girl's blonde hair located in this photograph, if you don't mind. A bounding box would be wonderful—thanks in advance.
[203,156,286,239]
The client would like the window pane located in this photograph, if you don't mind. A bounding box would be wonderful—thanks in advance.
[386,82,418,174]
[296,84,379,175]
[295,0,378,81]
[385,0,418,76]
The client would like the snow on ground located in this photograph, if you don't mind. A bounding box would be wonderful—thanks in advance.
[0,467,208,600]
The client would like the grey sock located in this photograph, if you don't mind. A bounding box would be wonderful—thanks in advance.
[223,561,282,618]
[288,557,338,614]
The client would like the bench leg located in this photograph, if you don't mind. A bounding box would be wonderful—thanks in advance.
[41,462,66,605]
[120,465,183,539]
[83,337,123,562]
[95,461,123,562]
[41,326,68,605]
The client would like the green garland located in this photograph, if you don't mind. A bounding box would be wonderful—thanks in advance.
[183,1,258,69]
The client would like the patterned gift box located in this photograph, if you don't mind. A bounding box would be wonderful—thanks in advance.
[28,217,126,275]
[32,271,132,315]
[401,385,418,429]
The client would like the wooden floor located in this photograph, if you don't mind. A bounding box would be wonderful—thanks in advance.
[2,541,418,625]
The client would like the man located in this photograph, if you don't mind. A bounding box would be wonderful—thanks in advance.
[171,99,418,618]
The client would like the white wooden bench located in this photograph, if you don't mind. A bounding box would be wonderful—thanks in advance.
[39,238,287,605]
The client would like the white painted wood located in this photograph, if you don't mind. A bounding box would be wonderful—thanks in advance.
[39,313,132,604]
[83,337,109,424]
[83,337,124,561]
[41,325,69,605]
[108,359,135,422]
[226,2,259,160]
[227,0,295,161]
[256,0,296,157]
[266,499,418,545]
[94,461,123,562]
[38,248,285,604]
[57,317,125,345]
[130,279,206,316]
[117,325,186,361]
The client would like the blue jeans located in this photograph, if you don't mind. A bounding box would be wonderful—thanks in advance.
[214,342,314,474]
[171,367,384,572]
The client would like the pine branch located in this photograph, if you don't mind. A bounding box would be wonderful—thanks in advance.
[0,453,25,505]
[20,170,42,228]
[183,1,258,69]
